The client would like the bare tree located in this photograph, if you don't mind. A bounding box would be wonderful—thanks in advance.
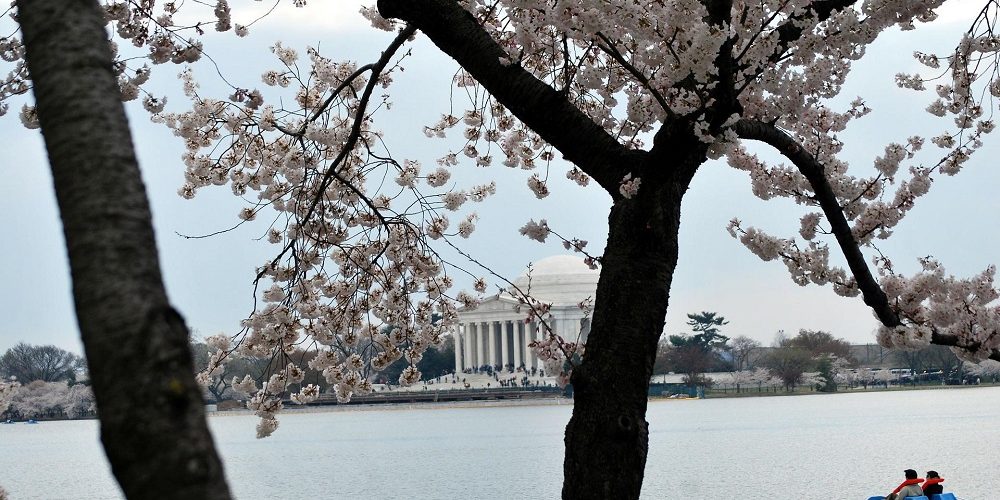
[763,347,813,391]
[783,330,855,362]
[0,343,82,383]
[729,335,762,372]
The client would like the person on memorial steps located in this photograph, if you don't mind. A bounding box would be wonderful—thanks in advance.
[885,469,924,500]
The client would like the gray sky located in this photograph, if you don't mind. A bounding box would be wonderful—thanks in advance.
[2,2,998,355]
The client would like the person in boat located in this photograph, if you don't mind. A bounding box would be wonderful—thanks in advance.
[886,469,924,500]
[922,471,944,497]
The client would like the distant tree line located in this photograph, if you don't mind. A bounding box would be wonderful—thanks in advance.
[653,311,995,393]
[0,342,93,420]
[2,334,460,413]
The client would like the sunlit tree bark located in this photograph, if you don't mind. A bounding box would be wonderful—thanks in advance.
[17,1,230,498]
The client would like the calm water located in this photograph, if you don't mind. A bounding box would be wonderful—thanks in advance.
[2,387,997,499]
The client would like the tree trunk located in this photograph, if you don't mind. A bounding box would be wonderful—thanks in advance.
[562,176,689,500]
[374,3,709,496]
[17,1,231,498]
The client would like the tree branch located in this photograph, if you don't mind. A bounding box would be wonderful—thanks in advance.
[932,331,1000,363]
[377,0,637,194]
[769,0,857,59]
[735,119,1000,362]
[732,119,898,327]
[735,0,857,90]
[300,25,416,230]
[594,32,671,115]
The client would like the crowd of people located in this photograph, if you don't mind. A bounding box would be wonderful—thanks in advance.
[460,364,546,378]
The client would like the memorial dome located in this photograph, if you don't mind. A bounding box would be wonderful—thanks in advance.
[510,255,600,306]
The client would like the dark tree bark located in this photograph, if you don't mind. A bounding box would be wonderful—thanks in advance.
[376,1,710,498]
[17,1,231,498]
[561,172,692,500]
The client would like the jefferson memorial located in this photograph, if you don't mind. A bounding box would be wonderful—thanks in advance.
[453,255,599,373]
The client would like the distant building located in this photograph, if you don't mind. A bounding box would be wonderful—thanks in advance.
[453,255,598,373]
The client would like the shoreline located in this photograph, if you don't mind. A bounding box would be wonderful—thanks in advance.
[211,383,998,416]
[9,383,995,423]
[695,381,998,399]
[208,395,573,417]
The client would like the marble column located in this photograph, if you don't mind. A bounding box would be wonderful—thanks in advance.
[527,321,538,370]
[464,323,474,372]
[487,321,497,369]
[501,320,511,372]
[475,322,485,369]
[513,321,522,370]
[453,328,463,373]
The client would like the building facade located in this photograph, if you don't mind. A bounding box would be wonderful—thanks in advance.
[453,255,599,373]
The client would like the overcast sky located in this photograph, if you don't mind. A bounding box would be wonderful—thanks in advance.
[2,2,998,356]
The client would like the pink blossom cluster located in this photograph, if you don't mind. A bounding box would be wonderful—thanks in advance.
[228,361,322,438]
[876,259,1000,361]
[519,219,602,269]
[727,219,859,297]
[130,27,512,435]
[618,174,640,199]
[518,219,550,242]
[0,0,306,122]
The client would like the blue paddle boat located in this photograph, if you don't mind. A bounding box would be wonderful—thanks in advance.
[867,494,957,500]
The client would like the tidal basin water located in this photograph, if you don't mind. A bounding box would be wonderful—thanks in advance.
[3,387,999,499]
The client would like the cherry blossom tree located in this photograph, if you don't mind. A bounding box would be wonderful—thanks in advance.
[8,380,66,419]
[729,369,755,393]
[965,359,1000,382]
[751,367,781,392]
[6,380,95,419]
[857,366,876,389]
[729,335,763,372]
[6,0,1000,499]
[0,378,18,416]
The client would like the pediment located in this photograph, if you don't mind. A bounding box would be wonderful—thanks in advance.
[465,294,519,311]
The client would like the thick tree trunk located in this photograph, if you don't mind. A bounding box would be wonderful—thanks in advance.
[17,1,231,499]
[375,2,708,497]
[562,175,688,500]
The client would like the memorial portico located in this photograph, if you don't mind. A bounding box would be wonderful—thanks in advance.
[453,255,599,374]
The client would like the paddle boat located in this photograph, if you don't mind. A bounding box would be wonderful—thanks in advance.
[867,493,957,500]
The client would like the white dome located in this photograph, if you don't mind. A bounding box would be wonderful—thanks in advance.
[510,255,599,306]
